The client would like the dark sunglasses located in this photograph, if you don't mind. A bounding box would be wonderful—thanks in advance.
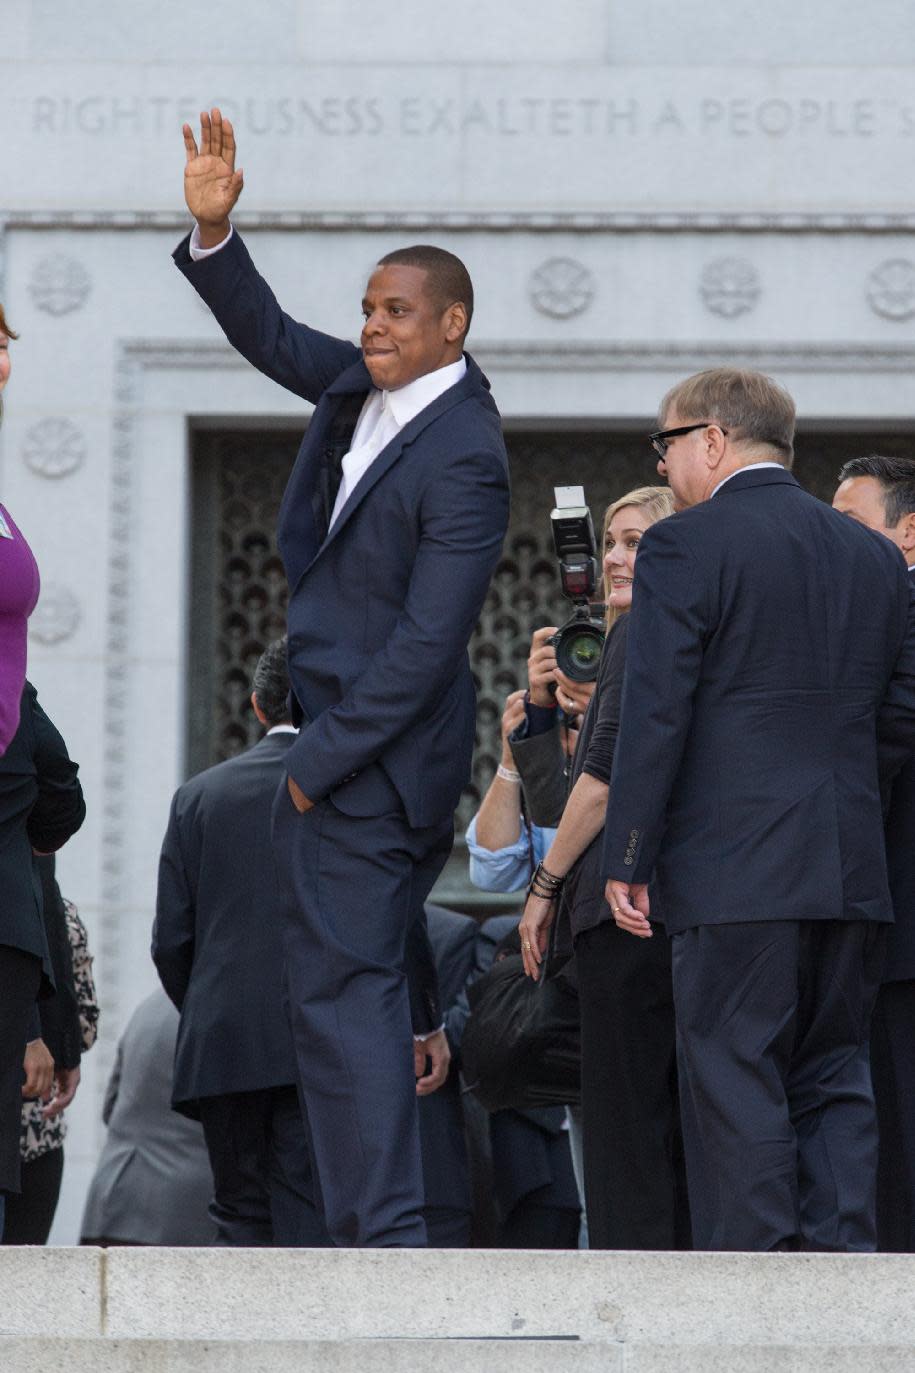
[649,422,728,459]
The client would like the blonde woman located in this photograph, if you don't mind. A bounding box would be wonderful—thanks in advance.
[519,485,690,1251]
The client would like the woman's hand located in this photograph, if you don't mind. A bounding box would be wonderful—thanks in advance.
[519,890,557,981]
[527,626,559,707]
[500,689,527,763]
[554,667,594,719]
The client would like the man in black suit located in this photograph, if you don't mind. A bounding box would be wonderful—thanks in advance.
[174,110,509,1247]
[602,369,915,1252]
[833,453,915,1251]
[153,639,326,1246]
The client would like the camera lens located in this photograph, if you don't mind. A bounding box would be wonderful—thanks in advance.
[555,624,604,683]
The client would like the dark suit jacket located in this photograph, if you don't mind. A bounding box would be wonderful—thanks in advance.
[34,855,82,1068]
[0,682,85,984]
[174,230,509,829]
[152,731,299,1114]
[418,904,477,1216]
[80,988,214,1245]
[602,467,915,933]
[883,566,915,982]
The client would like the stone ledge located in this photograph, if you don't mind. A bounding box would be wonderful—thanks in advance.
[102,1248,915,1345]
[0,1248,102,1338]
[0,1338,616,1373]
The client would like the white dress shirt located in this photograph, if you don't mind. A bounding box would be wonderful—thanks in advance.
[189,222,467,531]
[711,462,785,498]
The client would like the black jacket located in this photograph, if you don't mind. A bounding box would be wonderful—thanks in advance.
[603,467,915,932]
[152,731,300,1114]
[883,566,915,981]
[0,682,85,985]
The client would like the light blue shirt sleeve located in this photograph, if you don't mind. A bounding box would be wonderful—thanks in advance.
[465,812,558,893]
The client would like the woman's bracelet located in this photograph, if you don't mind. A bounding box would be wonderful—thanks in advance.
[527,860,565,902]
[496,763,522,784]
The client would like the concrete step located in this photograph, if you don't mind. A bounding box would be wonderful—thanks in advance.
[5,1340,915,1373]
[4,1247,915,1360]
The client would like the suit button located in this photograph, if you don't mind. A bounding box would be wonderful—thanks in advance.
[624,857,633,866]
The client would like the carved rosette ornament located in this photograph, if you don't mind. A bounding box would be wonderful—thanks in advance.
[529,258,595,319]
[23,418,86,479]
[29,586,81,645]
[29,254,92,316]
[700,258,761,318]
[866,260,915,322]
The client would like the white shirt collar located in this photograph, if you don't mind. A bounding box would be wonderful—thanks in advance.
[267,724,298,736]
[711,462,786,499]
[383,357,466,430]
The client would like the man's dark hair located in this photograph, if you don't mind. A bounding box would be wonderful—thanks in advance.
[837,454,915,526]
[377,244,474,337]
[252,635,290,728]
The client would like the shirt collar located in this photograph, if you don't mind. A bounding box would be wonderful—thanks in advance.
[267,724,298,736]
[711,462,785,499]
[383,357,467,429]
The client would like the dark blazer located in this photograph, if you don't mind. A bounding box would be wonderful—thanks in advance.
[34,855,82,1068]
[883,566,915,982]
[80,988,214,1246]
[602,467,915,933]
[0,682,85,982]
[174,230,510,829]
[418,904,477,1217]
[152,731,299,1114]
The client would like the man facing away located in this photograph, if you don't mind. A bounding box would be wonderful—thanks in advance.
[833,454,915,1252]
[152,638,326,1246]
[604,369,915,1252]
[174,110,510,1247]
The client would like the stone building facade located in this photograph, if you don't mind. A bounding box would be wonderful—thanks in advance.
[1,1,914,1238]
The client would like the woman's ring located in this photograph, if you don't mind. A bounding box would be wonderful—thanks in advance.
[522,940,532,951]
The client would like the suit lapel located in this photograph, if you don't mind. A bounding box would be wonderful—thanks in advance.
[300,357,487,570]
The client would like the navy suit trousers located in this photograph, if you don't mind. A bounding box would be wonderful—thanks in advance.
[271,784,452,1247]
[672,920,886,1252]
[871,979,915,1251]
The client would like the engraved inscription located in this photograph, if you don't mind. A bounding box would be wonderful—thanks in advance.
[700,258,761,318]
[866,260,915,321]
[23,418,87,479]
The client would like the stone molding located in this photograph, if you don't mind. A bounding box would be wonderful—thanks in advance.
[7,208,915,233]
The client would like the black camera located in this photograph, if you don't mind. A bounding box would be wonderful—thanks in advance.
[548,486,605,684]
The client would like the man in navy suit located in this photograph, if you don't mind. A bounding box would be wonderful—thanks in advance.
[601,369,915,1252]
[174,110,509,1247]
[153,638,327,1247]
[833,453,915,1251]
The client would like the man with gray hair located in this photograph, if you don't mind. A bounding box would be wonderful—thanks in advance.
[600,369,915,1251]
[834,453,915,1251]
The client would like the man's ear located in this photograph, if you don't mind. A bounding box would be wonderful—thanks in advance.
[251,692,268,727]
[444,302,467,345]
[704,423,728,473]
[898,511,915,561]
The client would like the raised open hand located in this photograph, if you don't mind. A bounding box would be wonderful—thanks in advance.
[182,108,244,244]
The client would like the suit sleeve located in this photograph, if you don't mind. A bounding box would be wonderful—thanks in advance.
[877,577,915,794]
[405,908,441,1038]
[173,229,361,404]
[25,688,86,854]
[151,793,197,1012]
[600,519,710,884]
[286,445,510,800]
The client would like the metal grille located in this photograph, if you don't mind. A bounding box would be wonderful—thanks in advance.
[188,426,915,817]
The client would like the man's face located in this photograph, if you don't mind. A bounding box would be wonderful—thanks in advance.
[360,264,459,391]
[654,409,710,510]
[832,476,905,552]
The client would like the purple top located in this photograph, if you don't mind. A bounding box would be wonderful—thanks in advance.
[0,503,40,754]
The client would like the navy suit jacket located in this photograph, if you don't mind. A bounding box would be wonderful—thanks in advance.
[602,467,915,933]
[152,732,299,1114]
[883,566,915,981]
[174,231,510,828]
